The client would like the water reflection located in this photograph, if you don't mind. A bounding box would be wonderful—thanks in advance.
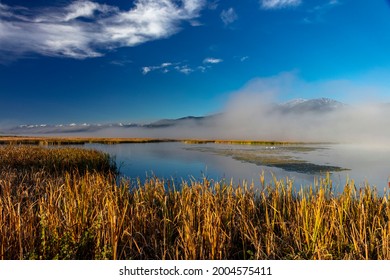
[85,142,390,193]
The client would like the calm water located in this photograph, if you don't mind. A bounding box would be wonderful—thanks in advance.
[85,142,390,192]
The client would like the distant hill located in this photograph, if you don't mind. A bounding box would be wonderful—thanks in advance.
[145,116,209,128]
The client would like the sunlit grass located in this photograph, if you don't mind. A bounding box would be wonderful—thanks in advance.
[0,145,116,175]
[0,145,389,260]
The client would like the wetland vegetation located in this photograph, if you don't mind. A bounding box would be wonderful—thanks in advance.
[0,136,317,146]
[187,145,349,174]
[1,142,389,260]
[0,136,347,174]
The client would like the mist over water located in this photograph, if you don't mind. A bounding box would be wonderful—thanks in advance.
[2,72,390,146]
[206,72,390,144]
[219,99,390,144]
[80,72,390,146]
[82,101,390,145]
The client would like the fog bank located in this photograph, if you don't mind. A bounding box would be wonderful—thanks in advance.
[97,72,390,144]
[3,72,390,145]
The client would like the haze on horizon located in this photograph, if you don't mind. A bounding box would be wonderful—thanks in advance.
[1,0,390,144]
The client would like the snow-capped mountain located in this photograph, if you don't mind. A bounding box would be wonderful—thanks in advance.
[4,122,140,134]
[282,98,308,108]
[279,98,345,113]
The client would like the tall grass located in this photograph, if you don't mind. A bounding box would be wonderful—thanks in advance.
[0,145,389,259]
[0,145,116,175]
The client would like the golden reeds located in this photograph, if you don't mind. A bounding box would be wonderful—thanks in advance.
[0,145,389,259]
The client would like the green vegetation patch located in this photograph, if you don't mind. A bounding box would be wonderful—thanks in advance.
[188,145,349,174]
[230,154,348,174]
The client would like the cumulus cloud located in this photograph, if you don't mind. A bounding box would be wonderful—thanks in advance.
[220,7,238,25]
[0,0,206,60]
[261,0,302,10]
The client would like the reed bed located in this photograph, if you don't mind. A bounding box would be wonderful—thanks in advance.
[0,145,115,175]
[0,145,389,260]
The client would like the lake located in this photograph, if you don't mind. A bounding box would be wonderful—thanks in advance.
[85,142,390,193]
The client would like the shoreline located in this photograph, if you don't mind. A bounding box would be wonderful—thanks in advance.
[0,135,330,146]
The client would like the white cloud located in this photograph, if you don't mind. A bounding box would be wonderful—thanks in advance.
[142,62,185,75]
[142,66,153,75]
[161,62,173,67]
[261,0,302,10]
[220,7,237,25]
[207,1,220,10]
[142,62,194,75]
[303,0,341,24]
[203,57,223,64]
[0,0,206,60]
[142,63,169,75]
[197,65,209,72]
[110,58,133,66]
[312,0,340,11]
[63,1,112,22]
[240,56,249,62]
[175,65,193,74]
[142,57,223,75]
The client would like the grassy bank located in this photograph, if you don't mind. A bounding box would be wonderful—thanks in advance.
[0,145,389,260]
[0,136,177,145]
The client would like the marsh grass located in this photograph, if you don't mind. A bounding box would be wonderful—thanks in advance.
[0,145,389,259]
[0,136,316,146]
[0,145,116,175]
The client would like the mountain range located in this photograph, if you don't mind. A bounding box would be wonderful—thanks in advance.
[1,98,345,135]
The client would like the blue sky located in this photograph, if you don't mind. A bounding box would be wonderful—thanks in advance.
[1,0,390,126]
